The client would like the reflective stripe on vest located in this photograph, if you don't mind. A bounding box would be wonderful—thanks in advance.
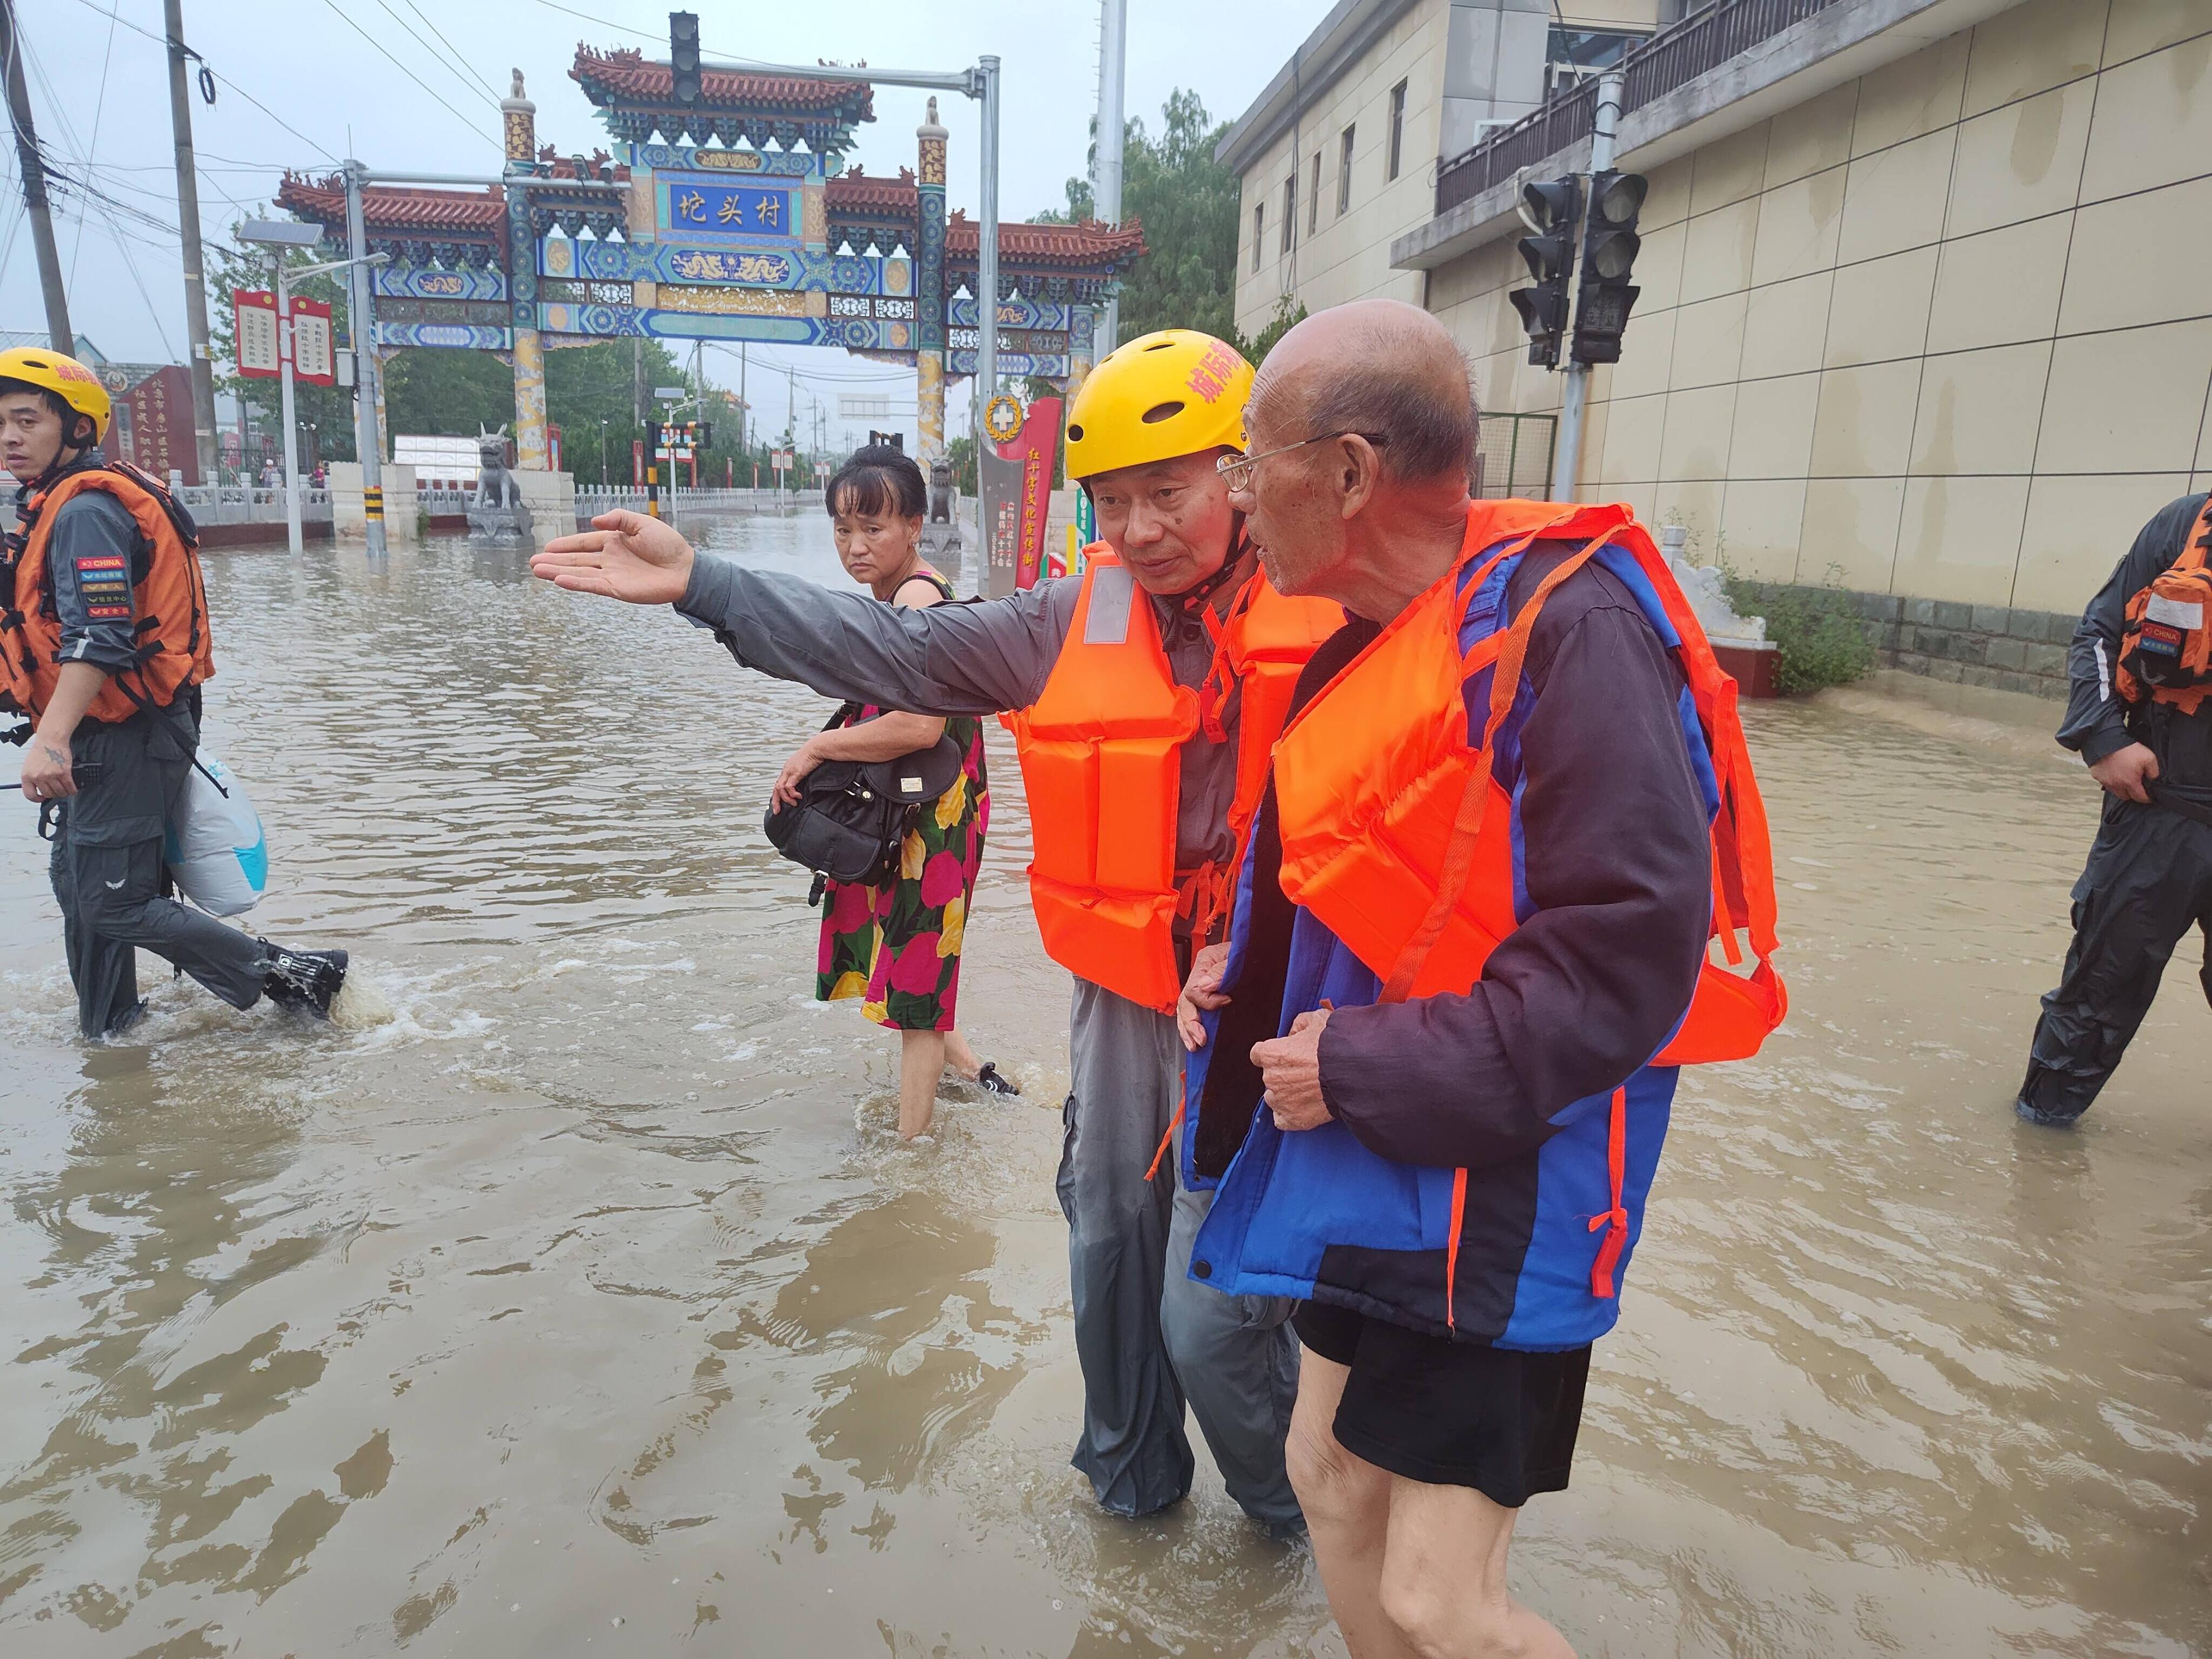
[1,463,214,725]
[1003,547,1341,1014]
[2117,497,2212,716]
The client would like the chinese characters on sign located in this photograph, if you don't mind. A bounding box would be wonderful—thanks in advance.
[292,298,335,386]
[234,291,280,377]
[981,396,1063,593]
[121,366,199,486]
[664,182,793,240]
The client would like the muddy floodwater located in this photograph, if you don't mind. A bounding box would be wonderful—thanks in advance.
[2,518,2205,1658]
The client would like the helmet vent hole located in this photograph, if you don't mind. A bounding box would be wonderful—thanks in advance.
[1144,340,1172,351]
[1067,423,1084,441]
[1139,401,1184,425]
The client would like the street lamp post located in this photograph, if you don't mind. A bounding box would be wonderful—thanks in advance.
[238,219,387,554]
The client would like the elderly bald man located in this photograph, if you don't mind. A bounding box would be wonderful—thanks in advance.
[1172,300,1764,1658]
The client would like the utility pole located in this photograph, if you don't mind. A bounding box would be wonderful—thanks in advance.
[1551,70,1623,503]
[164,0,219,480]
[738,344,748,466]
[1092,0,1126,356]
[0,0,72,353]
[343,161,387,556]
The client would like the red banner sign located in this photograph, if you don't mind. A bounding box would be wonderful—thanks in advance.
[235,290,279,378]
[291,295,335,385]
[996,396,1062,592]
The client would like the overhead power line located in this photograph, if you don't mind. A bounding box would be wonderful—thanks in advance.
[65,0,342,164]
[315,0,496,145]
[366,0,500,111]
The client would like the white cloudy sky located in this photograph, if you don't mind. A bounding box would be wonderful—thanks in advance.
[1,0,1333,450]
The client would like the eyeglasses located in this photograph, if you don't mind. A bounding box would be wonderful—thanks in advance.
[1217,431,1390,493]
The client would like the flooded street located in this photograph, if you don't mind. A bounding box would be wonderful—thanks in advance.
[1,519,2204,1658]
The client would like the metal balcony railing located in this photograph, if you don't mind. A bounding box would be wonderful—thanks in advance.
[1434,0,1849,216]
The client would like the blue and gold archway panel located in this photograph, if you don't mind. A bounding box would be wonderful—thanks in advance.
[554,237,890,296]
[377,299,509,328]
[375,263,508,302]
[622,141,819,179]
[950,349,1072,379]
[948,296,1073,331]
[539,301,908,351]
[657,175,800,244]
[373,322,514,350]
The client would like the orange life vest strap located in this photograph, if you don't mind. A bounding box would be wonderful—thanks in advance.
[1586,1086,1630,1299]
[1144,1105,1186,1184]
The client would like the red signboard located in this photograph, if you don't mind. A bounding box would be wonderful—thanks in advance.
[994,396,1062,592]
[120,365,200,486]
[290,295,335,385]
[235,290,279,378]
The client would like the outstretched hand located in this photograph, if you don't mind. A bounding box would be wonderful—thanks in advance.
[530,511,697,605]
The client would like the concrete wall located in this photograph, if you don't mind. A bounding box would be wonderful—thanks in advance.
[329,463,418,544]
[1426,0,2212,618]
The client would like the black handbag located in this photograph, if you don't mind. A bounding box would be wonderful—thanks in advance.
[763,703,967,901]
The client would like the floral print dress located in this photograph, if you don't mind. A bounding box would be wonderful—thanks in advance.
[815,567,989,1032]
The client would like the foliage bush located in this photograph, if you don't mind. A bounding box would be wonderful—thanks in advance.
[1667,517,1875,696]
[1732,576,1877,695]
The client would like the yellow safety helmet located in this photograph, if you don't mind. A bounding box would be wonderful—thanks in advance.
[0,345,112,443]
[1064,328,1253,483]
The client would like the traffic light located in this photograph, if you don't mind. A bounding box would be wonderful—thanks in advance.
[1571,171,1648,364]
[694,421,713,450]
[1507,177,1580,369]
[670,12,702,105]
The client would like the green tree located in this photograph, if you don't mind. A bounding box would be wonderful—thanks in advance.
[1037,90,1242,348]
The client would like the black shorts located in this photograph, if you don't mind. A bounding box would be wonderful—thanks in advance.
[1294,1302,1590,1508]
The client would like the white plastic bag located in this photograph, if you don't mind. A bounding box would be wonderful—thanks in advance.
[163,752,268,916]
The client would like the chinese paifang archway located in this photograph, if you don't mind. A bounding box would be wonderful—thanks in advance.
[275,46,1147,472]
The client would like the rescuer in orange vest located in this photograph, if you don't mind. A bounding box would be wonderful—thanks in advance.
[532,330,1340,1534]
[1,346,349,1036]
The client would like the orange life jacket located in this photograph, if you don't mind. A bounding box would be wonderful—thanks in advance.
[1,461,214,725]
[1002,547,1342,1013]
[2117,496,2212,716]
[1273,498,1786,1069]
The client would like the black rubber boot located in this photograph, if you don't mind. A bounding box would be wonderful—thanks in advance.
[260,945,348,1018]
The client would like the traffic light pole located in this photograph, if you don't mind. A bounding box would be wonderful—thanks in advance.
[1551,70,1624,503]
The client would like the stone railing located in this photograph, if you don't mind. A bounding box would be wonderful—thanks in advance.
[174,485,333,524]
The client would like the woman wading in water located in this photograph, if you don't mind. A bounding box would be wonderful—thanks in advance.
[771,446,1016,1137]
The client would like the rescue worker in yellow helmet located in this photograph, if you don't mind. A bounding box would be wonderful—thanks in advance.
[531,330,1340,1532]
[1,346,348,1035]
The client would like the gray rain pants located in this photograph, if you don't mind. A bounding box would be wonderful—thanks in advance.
[1057,976,1302,1529]
[44,707,267,1038]
[2022,789,2212,1120]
